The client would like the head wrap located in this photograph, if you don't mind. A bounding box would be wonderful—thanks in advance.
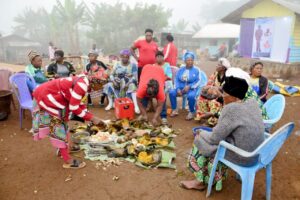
[225,67,250,85]
[28,50,40,62]
[119,49,131,56]
[223,76,248,100]
[88,50,99,57]
[183,51,195,61]
[218,57,231,69]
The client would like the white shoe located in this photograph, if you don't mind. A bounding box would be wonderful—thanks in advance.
[135,106,140,114]
[105,95,114,111]
[161,118,168,125]
[105,104,113,111]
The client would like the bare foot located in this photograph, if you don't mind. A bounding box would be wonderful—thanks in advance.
[180,180,206,191]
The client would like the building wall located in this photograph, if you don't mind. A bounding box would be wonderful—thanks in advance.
[289,15,300,63]
[242,0,295,19]
[199,38,236,56]
[241,0,300,63]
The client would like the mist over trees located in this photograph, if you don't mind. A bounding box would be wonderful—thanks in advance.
[12,0,297,55]
[13,0,172,54]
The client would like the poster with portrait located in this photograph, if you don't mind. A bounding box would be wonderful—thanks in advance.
[252,18,274,58]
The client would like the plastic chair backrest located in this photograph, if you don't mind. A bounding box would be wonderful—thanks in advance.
[9,73,35,105]
[199,70,208,88]
[171,66,179,84]
[256,122,294,165]
[263,94,285,121]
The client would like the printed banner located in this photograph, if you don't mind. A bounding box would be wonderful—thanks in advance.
[252,18,274,58]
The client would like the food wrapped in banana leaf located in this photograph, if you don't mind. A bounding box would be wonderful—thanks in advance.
[137,150,162,166]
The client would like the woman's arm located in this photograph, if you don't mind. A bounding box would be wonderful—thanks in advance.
[188,68,201,89]
[69,79,93,121]
[46,63,56,78]
[202,104,238,145]
[259,76,268,100]
[67,62,76,75]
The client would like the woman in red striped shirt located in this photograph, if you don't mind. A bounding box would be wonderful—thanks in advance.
[32,74,103,169]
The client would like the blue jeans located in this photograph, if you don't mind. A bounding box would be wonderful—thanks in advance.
[169,88,197,113]
[142,98,167,119]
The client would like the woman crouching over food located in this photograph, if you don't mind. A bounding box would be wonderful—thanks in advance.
[180,76,265,191]
[32,74,103,169]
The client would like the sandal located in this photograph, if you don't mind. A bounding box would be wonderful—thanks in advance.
[63,159,86,169]
[69,145,81,153]
[169,110,179,117]
[185,112,195,121]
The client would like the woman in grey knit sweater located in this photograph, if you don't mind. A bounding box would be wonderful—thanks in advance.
[180,76,265,191]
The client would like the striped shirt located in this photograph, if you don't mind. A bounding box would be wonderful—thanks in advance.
[33,75,93,121]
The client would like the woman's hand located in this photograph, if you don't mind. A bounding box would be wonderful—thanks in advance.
[91,116,104,126]
[177,90,182,96]
[183,85,190,93]
[151,118,159,127]
[194,131,201,141]
[138,114,148,122]
[202,112,214,119]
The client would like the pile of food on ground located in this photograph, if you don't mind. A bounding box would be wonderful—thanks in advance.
[70,119,177,169]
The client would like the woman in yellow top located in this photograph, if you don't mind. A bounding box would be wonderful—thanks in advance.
[249,62,268,103]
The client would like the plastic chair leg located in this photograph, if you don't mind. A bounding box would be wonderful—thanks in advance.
[19,108,23,129]
[241,171,256,200]
[266,163,272,200]
[182,96,186,110]
[206,158,219,197]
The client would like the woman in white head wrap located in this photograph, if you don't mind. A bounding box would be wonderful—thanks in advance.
[195,58,230,126]
[207,58,231,87]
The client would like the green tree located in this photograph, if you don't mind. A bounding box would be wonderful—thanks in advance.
[171,19,189,33]
[192,22,202,34]
[13,8,48,41]
[54,0,86,53]
[85,2,172,54]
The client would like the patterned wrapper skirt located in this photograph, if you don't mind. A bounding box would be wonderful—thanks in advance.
[32,99,68,144]
[104,76,137,98]
[188,145,228,191]
[195,96,222,126]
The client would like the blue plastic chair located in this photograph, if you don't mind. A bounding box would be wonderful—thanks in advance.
[263,94,285,131]
[9,73,36,128]
[182,70,207,110]
[206,122,295,200]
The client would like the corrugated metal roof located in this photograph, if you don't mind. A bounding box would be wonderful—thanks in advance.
[7,41,40,47]
[273,0,300,15]
[222,0,300,24]
[193,23,240,38]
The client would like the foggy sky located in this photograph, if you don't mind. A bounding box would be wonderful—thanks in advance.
[0,0,243,35]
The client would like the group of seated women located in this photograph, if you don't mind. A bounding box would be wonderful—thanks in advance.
[25,48,269,126]
[25,48,270,176]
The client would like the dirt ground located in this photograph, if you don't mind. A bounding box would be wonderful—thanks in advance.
[0,61,300,200]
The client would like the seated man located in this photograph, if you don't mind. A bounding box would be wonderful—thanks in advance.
[136,64,167,126]
[47,50,76,78]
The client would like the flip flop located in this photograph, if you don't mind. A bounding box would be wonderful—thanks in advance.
[179,181,206,191]
[63,159,86,169]
[69,145,81,153]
